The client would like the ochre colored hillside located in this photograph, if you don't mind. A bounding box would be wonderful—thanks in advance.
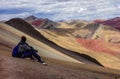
[91,25,120,43]
[40,29,120,70]
[76,38,120,56]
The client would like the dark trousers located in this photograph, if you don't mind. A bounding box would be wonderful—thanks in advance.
[21,51,44,63]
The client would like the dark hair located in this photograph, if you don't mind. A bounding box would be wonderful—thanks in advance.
[21,36,26,42]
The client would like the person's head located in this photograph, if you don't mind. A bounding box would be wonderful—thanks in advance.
[21,36,26,42]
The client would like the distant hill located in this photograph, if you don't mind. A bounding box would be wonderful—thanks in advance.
[24,16,60,29]
[5,18,61,47]
[5,18,41,39]
[63,19,88,28]
[53,19,120,43]
[94,17,120,30]
[32,18,60,29]
[40,29,120,70]
[93,19,105,23]
[72,23,100,38]
[24,15,37,23]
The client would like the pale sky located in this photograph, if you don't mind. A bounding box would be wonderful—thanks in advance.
[0,0,120,21]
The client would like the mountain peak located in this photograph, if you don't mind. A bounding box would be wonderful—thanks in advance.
[93,17,120,30]
[24,15,37,21]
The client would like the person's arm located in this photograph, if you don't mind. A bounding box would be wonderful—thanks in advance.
[25,43,38,52]
[24,43,32,50]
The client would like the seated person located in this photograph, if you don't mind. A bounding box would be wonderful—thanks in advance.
[12,36,47,65]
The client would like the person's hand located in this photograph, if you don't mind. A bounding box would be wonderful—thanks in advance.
[30,46,33,49]
[35,50,38,52]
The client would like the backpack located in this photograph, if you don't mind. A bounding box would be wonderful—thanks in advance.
[12,45,19,57]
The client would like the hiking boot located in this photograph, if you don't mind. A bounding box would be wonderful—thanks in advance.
[38,60,47,66]
[42,62,48,66]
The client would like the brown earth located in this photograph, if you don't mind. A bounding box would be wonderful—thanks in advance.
[0,46,119,79]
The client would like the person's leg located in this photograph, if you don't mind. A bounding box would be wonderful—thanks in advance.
[31,51,44,63]
[21,51,47,65]
[21,52,33,59]
[30,55,35,60]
